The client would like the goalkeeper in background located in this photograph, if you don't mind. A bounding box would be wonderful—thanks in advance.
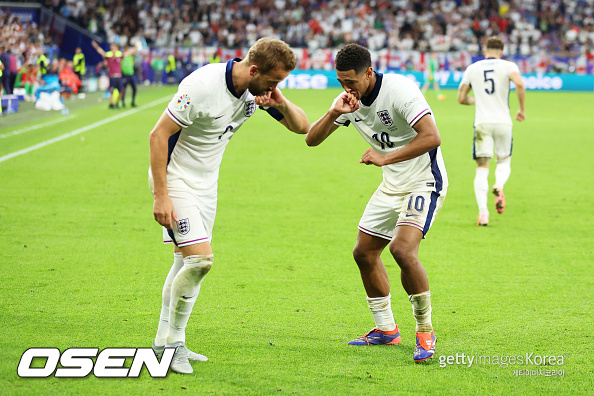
[421,53,446,101]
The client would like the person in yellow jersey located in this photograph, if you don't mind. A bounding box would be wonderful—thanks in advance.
[165,54,176,84]
[208,49,221,64]
[73,47,86,81]
[37,52,49,75]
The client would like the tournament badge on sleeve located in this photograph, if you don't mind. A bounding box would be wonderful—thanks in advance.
[377,110,393,126]
[177,94,191,111]
[243,100,256,117]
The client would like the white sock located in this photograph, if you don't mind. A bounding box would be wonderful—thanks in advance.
[366,294,396,331]
[409,291,433,333]
[166,254,213,345]
[474,167,490,215]
[495,157,511,190]
[155,252,184,346]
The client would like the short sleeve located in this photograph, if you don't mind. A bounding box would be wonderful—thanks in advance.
[460,65,472,86]
[508,61,520,75]
[166,79,206,128]
[393,79,432,127]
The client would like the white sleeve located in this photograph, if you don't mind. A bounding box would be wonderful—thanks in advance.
[166,78,207,128]
[393,80,432,127]
[460,64,472,87]
[508,61,520,75]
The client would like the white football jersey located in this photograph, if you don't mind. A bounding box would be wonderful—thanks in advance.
[163,59,258,192]
[460,58,520,126]
[335,73,448,194]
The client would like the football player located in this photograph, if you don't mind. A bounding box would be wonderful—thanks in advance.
[306,44,448,362]
[458,36,526,226]
[149,38,309,374]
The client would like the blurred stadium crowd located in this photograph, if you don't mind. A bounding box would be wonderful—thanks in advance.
[1,0,593,92]
[43,0,593,56]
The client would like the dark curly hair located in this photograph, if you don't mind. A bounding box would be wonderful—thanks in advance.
[335,44,371,74]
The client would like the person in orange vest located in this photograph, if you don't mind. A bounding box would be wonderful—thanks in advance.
[59,60,82,96]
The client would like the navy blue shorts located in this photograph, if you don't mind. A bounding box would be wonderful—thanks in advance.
[109,77,123,92]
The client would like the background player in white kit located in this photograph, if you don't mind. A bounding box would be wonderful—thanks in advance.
[306,44,448,362]
[148,38,310,374]
[457,36,526,226]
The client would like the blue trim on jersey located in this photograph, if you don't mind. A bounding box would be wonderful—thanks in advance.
[259,105,285,121]
[226,58,242,98]
[336,120,351,127]
[428,147,444,193]
[167,108,190,127]
[472,128,477,159]
[361,72,383,106]
[167,131,181,165]
[422,191,439,235]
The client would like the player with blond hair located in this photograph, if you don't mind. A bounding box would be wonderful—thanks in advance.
[148,38,309,374]
[458,36,526,226]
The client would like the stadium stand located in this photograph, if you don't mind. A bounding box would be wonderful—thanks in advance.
[1,0,593,94]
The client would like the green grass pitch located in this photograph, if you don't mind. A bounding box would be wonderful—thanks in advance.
[0,85,592,395]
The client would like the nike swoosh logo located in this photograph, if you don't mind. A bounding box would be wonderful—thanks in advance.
[354,118,363,122]
[405,214,419,217]
[215,115,225,119]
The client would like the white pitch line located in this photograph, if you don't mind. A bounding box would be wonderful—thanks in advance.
[0,96,170,164]
[0,114,79,139]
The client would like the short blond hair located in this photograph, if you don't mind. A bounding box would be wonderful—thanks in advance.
[485,36,505,51]
[247,38,296,73]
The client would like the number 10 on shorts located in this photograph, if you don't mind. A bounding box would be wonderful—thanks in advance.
[407,195,425,213]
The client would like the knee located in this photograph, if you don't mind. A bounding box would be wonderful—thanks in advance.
[476,157,489,167]
[353,245,375,269]
[389,243,415,267]
[183,254,214,278]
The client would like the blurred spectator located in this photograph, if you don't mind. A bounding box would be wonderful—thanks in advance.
[15,63,38,100]
[0,44,10,94]
[151,53,165,85]
[3,0,593,77]
[59,60,82,96]
[73,47,86,81]
[41,0,593,59]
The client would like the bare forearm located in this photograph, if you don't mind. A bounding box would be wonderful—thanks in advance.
[382,116,441,165]
[516,86,526,112]
[275,98,310,134]
[459,96,475,105]
[457,84,474,105]
[457,90,475,105]
[306,110,340,146]
[382,136,440,165]
[149,132,170,197]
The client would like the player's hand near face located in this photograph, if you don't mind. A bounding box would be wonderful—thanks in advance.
[360,148,386,167]
[255,88,285,107]
[305,92,359,146]
[332,92,359,115]
[153,194,178,229]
